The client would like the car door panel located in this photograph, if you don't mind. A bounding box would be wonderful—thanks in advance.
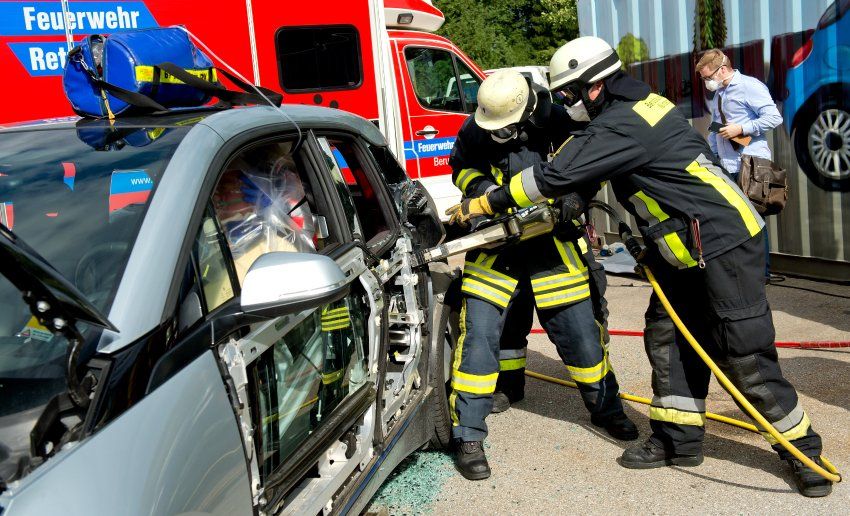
[3,351,252,516]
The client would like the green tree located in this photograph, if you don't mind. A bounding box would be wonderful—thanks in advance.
[617,33,649,70]
[694,0,727,51]
[433,0,578,69]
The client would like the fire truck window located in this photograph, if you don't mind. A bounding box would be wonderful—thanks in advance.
[405,47,463,112]
[318,137,390,244]
[454,58,482,113]
[276,25,362,92]
[211,140,328,285]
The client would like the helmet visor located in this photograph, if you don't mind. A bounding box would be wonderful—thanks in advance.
[488,124,520,141]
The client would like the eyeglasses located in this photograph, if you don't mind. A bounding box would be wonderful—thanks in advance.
[700,58,727,81]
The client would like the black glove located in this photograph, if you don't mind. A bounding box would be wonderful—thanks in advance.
[558,192,587,225]
[554,192,587,241]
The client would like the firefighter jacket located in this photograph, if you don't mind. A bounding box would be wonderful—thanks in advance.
[448,106,596,310]
[491,93,765,270]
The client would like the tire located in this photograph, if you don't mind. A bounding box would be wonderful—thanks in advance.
[792,86,850,192]
[425,262,460,449]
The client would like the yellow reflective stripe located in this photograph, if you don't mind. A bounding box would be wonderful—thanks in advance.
[662,232,698,268]
[531,270,589,290]
[566,357,609,384]
[499,357,527,371]
[453,300,467,374]
[134,65,218,84]
[322,307,348,316]
[322,320,350,331]
[552,238,586,274]
[451,375,499,394]
[461,279,511,308]
[577,236,589,254]
[509,172,534,208]
[321,313,350,323]
[463,262,518,289]
[760,412,811,445]
[455,168,486,192]
[449,391,459,426]
[491,165,504,186]
[633,190,668,223]
[649,406,707,426]
[534,285,590,308]
[322,369,344,384]
[685,160,762,236]
[452,368,499,394]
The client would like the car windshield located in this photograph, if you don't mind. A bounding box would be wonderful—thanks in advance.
[0,119,194,486]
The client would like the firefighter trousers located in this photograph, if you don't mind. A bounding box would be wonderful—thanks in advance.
[643,231,822,458]
[495,243,610,401]
[450,236,625,442]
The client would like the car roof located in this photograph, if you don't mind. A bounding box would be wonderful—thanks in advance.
[0,104,387,147]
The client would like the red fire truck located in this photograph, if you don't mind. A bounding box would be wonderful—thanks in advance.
[0,0,485,215]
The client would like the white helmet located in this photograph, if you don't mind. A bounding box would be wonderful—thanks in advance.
[549,36,621,93]
[474,70,535,131]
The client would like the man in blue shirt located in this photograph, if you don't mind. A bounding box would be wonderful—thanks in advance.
[698,49,782,281]
[697,49,783,180]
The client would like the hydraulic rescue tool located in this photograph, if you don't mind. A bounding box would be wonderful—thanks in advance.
[412,202,559,267]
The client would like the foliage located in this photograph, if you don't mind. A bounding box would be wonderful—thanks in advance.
[433,0,579,69]
[694,0,727,50]
[617,33,649,69]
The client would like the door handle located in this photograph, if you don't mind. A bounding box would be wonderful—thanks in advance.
[415,128,439,136]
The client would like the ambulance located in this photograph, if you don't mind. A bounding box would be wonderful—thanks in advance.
[0,0,485,215]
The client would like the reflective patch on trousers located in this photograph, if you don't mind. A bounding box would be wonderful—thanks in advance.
[649,406,706,426]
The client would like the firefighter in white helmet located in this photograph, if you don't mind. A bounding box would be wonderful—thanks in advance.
[445,69,638,481]
[454,36,832,497]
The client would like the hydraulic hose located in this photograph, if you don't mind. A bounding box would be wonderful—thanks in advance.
[577,200,841,483]
[523,369,840,478]
[642,267,840,482]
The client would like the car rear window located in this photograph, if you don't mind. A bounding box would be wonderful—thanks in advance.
[0,121,192,315]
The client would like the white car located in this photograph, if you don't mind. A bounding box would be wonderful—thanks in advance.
[485,65,550,89]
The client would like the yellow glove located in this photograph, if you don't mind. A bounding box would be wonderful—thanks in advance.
[445,193,494,226]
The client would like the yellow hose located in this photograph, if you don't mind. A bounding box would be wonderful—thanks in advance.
[524,266,841,483]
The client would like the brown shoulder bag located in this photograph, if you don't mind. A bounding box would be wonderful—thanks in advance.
[738,155,788,216]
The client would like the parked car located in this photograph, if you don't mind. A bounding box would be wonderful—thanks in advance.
[784,0,850,191]
[0,105,457,515]
[485,65,550,89]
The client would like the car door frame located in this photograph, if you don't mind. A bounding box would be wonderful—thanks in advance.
[149,125,383,511]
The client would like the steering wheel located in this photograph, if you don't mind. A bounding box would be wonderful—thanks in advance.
[74,242,130,309]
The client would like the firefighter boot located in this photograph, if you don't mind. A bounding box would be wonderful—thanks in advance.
[490,391,511,413]
[591,412,639,441]
[619,439,703,469]
[787,457,833,497]
[454,440,491,480]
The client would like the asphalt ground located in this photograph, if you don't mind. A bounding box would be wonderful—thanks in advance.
[369,270,850,514]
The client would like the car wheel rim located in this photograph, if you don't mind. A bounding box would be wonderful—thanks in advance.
[808,108,850,181]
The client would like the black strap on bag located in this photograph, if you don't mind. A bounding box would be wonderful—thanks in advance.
[69,46,168,113]
[716,94,743,152]
[69,46,282,116]
[154,62,282,107]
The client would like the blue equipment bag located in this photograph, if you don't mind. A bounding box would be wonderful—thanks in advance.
[64,26,281,118]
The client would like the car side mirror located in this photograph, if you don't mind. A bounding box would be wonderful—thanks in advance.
[240,252,350,318]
